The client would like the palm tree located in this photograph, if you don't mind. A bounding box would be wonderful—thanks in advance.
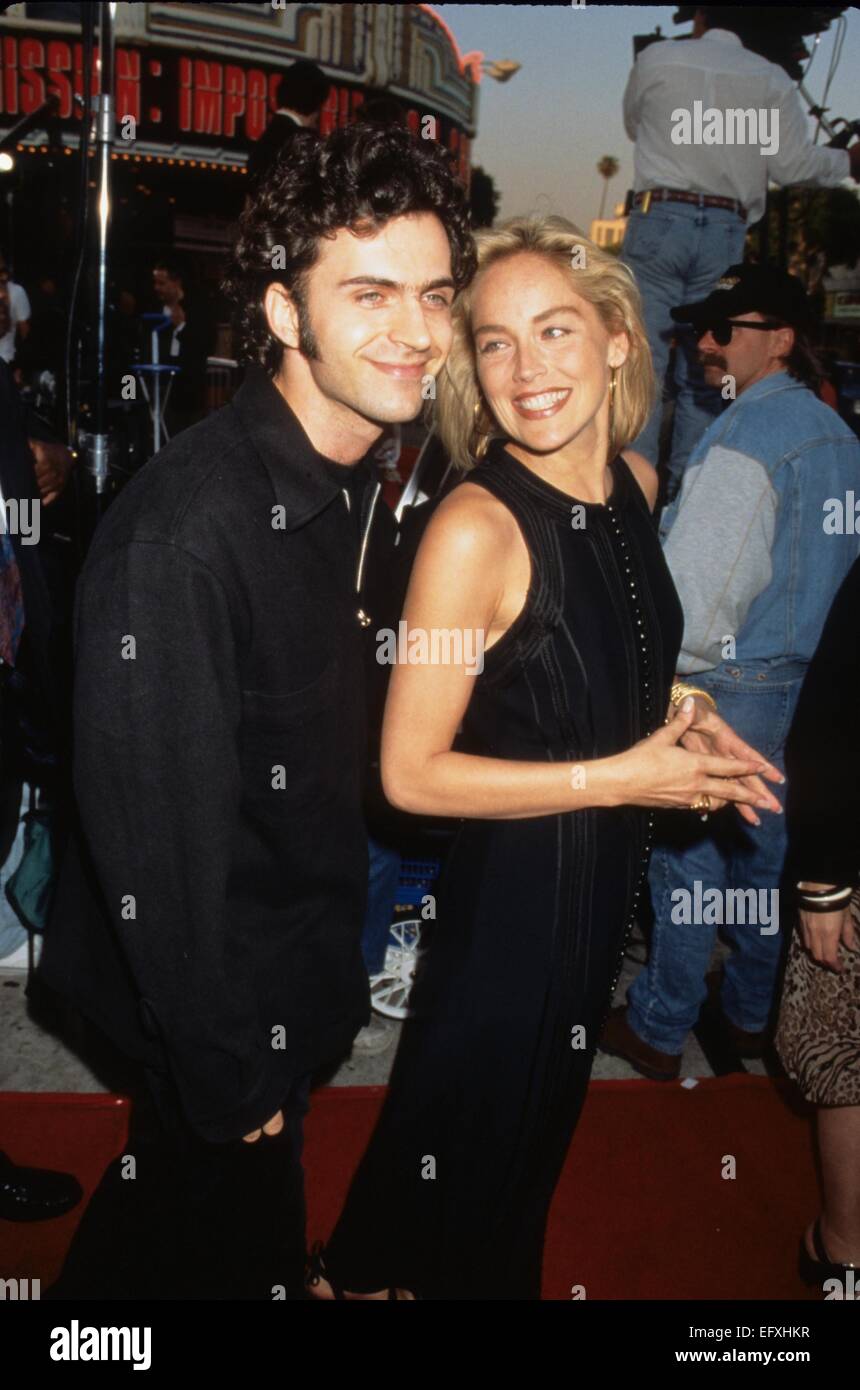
[597,156,620,221]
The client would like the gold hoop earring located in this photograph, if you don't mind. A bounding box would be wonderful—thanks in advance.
[607,367,618,459]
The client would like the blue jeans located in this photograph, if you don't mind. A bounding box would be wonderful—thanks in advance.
[361,834,402,976]
[627,663,804,1055]
[621,201,748,493]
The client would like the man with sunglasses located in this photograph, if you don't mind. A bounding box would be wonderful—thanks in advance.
[601,262,860,1081]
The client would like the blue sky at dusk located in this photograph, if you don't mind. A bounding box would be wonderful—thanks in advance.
[434,3,860,230]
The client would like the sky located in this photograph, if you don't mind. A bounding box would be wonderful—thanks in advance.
[434,3,860,231]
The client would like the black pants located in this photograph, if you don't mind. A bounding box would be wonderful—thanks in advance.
[49,1067,312,1301]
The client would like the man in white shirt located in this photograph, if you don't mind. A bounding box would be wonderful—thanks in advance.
[0,255,31,366]
[621,5,860,496]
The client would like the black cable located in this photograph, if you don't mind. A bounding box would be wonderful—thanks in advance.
[813,14,847,145]
[63,4,94,453]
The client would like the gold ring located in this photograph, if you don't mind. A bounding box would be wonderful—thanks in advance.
[690,794,711,814]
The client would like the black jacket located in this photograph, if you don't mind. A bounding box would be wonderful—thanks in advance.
[246,111,304,187]
[38,367,401,1142]
[784,555,860,888]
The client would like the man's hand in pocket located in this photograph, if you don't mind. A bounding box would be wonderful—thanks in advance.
[243,1110,284,1143]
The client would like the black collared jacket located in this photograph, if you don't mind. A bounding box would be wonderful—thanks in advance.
[38,367,400,1142]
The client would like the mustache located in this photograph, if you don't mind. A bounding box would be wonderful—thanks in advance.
[699,354,726,369]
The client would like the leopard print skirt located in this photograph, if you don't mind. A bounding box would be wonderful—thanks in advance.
[775,890,860,1106]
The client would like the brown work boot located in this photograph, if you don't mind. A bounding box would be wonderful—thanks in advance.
[598,1006,682,1081]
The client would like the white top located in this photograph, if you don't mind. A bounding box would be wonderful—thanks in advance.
[0,281,31,364]
[623,28,850,224]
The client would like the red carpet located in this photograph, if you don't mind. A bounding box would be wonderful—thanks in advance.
[0,1076,819,1299]
[0,1092,131,1293]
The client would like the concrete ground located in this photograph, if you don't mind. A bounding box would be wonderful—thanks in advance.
[0,924,769,1098]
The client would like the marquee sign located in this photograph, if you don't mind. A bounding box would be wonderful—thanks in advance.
[0,4,479,169]
[2,36,311,143]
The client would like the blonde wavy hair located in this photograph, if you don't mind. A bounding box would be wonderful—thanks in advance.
[432,214,656,472]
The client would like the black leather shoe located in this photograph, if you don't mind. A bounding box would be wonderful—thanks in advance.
[0,1149,83,1222]
[306,1240,346,1299]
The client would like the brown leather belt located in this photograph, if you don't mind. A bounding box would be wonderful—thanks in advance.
[633,188,747,220]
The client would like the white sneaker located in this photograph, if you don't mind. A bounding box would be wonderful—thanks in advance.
[351,1015,396,1055]
[369,919,423,1019]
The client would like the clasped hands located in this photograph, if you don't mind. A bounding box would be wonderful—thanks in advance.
[243,699,784,1140]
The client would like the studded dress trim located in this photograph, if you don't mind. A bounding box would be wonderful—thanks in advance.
[602,494,655,1023]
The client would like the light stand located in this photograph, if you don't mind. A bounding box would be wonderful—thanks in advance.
[77,1,116,499]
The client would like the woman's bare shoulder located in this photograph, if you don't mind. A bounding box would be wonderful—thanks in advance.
[428,477,519,542]
[404,479,518,623]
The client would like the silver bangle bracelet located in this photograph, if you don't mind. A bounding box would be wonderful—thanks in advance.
[796,880,852,896]
[798,895,853,915]
[797,885,853,907]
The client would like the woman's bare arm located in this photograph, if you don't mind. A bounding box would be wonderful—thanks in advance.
[381,485,768,821]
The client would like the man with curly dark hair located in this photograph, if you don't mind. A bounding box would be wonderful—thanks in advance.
[38,121,476,1300]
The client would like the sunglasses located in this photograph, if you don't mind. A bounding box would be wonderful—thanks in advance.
[695,318,785,347]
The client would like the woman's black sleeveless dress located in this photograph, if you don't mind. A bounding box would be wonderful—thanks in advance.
[323,440,684,1300]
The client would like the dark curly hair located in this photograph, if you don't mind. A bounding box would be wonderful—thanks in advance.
[223,122,477,373]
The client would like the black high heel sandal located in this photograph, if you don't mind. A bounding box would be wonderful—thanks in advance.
[306,1241,346,1299]
[798,1217,859,1291]
[305,1241,412,1300]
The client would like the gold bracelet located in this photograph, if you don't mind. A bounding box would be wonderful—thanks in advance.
[671,682,717,713]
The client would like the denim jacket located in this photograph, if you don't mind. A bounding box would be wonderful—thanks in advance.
[659,370,860,757]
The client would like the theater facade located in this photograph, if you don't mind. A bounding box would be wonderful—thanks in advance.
[0,2,480,319]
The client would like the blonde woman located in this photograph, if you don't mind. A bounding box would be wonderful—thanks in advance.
[307,216,783,1301]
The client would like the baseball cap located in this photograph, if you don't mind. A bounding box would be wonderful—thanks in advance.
[671,263,815,332]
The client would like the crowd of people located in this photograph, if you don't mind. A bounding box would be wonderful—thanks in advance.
[0,9,858,1301]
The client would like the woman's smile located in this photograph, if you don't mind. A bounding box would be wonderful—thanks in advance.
[511,386,572,419]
